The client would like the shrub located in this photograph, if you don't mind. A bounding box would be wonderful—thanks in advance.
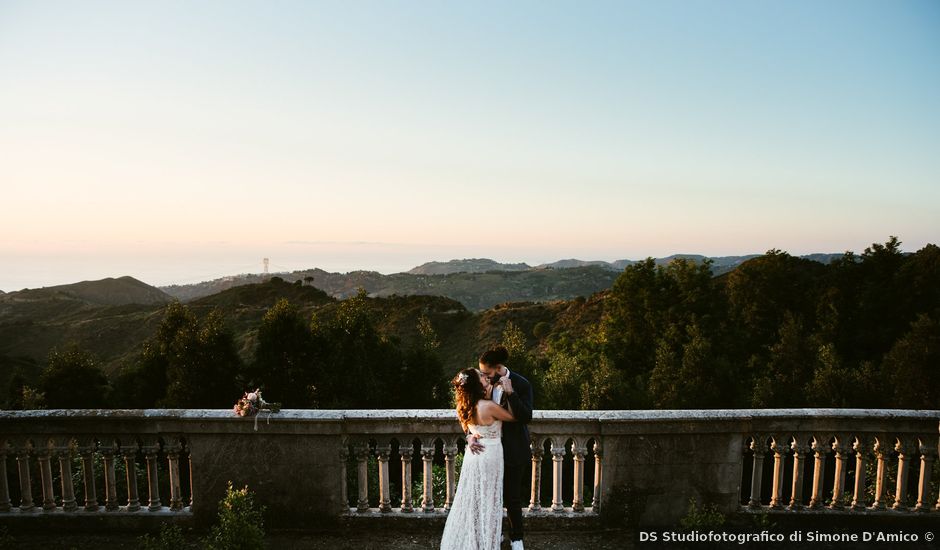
[203,482,265,550]
[137,524,185,550]
[679,497,725,530]
[411,453,463,507]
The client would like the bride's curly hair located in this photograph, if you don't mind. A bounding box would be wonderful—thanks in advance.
[453,368,485,431]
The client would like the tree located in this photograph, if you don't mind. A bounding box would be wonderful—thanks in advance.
[113,301,191,407]
[601,258,671,379]
[648,319,725,408]
[601,258,723,407]
[500,321,543,401]
[115,302,242,408]
[4,372,27,409]
[251,299,319,407]
[750,313,816,408]
[804,343,859,407]
[38,346,110,408]
[162,309,242,408]
[532,321,551,341]
[310,289,403,408]
[725,250,824,359]
[541,349,586,410]
[882,313,940,409]
[397,314,448,408]
[851,236,909,361]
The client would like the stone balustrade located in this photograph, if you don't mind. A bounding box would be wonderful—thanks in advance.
[341,410,603,517]
[742,413,940,513]
[0,409,937,529]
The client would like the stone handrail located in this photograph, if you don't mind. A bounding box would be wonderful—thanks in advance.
[1,409,937,527]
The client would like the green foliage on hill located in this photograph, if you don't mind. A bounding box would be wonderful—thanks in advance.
[536,238,940,410]
[3,238,938,411]
[111,301,243,408]
[162,265,619,311]
[5,276,172,306]
[39,346,110,408]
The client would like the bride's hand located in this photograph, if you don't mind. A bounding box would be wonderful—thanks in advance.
[500,377,513,395]
[467,433,485,455]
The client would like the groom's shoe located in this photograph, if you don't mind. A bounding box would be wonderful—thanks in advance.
[510,541,524,550]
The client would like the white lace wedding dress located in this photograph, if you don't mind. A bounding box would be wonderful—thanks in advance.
[439,419,503,550]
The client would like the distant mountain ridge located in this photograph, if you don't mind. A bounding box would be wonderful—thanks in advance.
[164,266,619,311]
[408,258,530,275]
[158,253,845,307]
[2,276,173,307]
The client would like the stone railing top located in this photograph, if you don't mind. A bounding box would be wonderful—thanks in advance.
[2,408,938,422]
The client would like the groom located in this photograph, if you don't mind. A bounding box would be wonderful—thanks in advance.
[472,356,533,550]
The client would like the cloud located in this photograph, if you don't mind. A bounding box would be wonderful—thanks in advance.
[283,240,408,247]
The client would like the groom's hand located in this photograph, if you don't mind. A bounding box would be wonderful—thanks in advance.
[468,433,485,455]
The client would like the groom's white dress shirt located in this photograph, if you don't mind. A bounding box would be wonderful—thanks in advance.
[491,368,509,405]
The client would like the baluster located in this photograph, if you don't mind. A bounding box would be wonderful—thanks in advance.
[354,443,370,513]
[850,438,868,510]
[121,442,141,511]
[747,438,766,507]
[400,444,414,513]
[187,445,194,509]
[55,440,77,512]
[339,445,349,512]
[0,441,11,512]
[78,440,98,511]
[421,442,435,512]
[443,441,457,512]
[16,441,35,511]
[528,444,543,511]
[550,442,565,512]
[376,444,392,513]
[914,441,936,512]
[808,437,829,509]
[788,440,810,510]
[769,438,786,508]
[829,439,848,510]
[143,442,162,511]
[871,439,887,510]
[37,442,56,511]
[572,443,587,512]
[936,469,940,512]
[592,440,603,511]
[101,440,119,511]
[893,439,910,510]
[166,439,184,511]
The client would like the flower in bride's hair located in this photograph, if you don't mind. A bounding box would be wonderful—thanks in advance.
[458,373,469,385]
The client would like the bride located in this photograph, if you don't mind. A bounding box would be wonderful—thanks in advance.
[439,368,515,550]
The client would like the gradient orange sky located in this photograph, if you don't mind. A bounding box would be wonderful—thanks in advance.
[2,1,938,290]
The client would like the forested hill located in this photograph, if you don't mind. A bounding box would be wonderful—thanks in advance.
[160,253,845,307]
[0,274,606,410]
[162,265,620,310]
[4,276,172,306]
[4,239,936,413]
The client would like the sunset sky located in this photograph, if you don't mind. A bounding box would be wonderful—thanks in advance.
[1,1,938,291]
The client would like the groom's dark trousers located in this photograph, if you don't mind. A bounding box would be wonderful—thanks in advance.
[502,371,534,543]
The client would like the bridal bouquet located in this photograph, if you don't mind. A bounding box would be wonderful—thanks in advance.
[233,389,281,430]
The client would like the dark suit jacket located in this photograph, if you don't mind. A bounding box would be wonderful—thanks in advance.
[501,370,533,466]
